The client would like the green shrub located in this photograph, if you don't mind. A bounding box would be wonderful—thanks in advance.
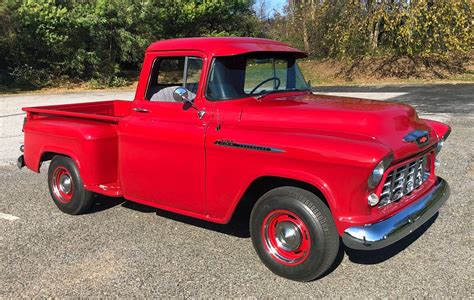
[0,0,259,88]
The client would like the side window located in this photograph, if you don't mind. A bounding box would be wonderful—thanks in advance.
[244,58,287,94]
[157,58,184,87]
[146,56,203,102]
[185,57,203,94]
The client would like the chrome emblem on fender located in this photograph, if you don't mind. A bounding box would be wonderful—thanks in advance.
[403,130,430,147]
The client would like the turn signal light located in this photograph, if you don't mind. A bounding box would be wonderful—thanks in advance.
[368,193,379,207]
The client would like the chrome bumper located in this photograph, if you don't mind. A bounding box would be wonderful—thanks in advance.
[342,177,449,250]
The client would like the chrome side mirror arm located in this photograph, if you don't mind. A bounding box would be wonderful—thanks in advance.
[173,87,206,120]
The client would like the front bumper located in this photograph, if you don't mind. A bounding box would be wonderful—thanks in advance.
[342,177,449,250]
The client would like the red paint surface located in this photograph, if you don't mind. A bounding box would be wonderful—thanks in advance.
[21,37,451,234]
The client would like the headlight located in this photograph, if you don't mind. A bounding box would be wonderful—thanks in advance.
[436,138,444,154]
[368,160,385,188]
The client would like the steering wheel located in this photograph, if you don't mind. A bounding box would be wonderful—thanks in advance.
[249,77,281,95]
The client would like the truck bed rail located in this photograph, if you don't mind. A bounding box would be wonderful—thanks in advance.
[22,100,131,123]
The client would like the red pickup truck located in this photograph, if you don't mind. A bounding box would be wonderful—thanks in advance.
[18,37,451,281]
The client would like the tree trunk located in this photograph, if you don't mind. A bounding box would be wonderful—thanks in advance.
[371,18,382,50]
[302,20,310,53]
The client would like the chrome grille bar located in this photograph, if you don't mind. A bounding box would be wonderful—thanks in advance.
[379,155,429,207]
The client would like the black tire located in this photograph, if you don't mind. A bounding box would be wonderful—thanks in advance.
[47,155,94,215]
[250,186,339,281]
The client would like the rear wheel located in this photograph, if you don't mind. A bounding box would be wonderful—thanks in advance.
[48,156,93,215]
[250,187,339,281]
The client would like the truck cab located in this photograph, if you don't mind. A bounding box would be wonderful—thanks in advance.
[19,37,451,281]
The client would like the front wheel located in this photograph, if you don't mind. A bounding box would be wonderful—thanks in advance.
[48,155,94,215]
[250,187,339,281]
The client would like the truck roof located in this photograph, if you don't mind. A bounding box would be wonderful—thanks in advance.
[146,37,307,57]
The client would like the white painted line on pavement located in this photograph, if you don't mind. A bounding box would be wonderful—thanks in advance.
[0,212,20,221]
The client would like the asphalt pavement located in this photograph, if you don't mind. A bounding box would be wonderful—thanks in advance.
[0,84,472,297]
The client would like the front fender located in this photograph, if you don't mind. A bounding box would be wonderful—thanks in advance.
[422,119,451,140]
[205,128,393,230]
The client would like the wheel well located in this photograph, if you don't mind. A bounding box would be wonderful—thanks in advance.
[229,176,330,228]
[39,152,68,170]
[40,152,57,162]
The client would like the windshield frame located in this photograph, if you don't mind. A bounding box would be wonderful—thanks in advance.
[204,53,310,101]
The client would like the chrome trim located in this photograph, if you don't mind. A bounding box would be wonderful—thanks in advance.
[378,154,429,207]
[274,221,302,251]
[20,145,24,153]
[214,140,285,153]
[197,110,206,120]
[59,174,72,194]
[132,107,149,113]
[342,177,449,250]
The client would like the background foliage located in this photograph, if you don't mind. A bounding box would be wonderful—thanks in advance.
[262,0,472,80]
[266,0,472,59]
[0,0,472,89]
[0,0,260,88]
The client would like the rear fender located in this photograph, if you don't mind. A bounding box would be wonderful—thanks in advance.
[23,118,119,186]
[36,147,82,173]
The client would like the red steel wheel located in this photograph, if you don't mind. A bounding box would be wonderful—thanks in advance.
[261,209,311,266]
[48,155,94,215]
[51,166,74,203]
[250,187,340,281]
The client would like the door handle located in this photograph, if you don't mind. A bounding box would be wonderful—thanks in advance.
[133,107,149,113]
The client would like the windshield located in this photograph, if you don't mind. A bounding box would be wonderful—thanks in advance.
[206,53,309,100]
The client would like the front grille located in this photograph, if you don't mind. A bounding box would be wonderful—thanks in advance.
[379,155,430,207]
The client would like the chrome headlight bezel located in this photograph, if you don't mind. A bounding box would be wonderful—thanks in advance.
[368,161,385,188]
[368,154,393,189]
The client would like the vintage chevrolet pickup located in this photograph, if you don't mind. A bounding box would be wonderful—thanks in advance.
[18,37,451,281]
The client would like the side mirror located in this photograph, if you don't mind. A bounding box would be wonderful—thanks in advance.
[173,87,205,120]
[173,87,190,103]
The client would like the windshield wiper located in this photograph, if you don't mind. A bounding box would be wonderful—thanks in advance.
[256,88,310,99]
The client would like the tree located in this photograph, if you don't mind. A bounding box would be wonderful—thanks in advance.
[0,0,260,88]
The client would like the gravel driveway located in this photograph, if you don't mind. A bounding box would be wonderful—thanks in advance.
[1,84,472,297]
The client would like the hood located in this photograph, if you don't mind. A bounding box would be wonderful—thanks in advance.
[240,93,437,160]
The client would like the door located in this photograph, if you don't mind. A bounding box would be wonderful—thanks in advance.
[119,52,209,215]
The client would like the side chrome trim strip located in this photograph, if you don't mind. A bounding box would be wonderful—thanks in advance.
[214,140,285,153]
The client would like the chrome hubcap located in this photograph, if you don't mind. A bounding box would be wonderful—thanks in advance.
[262,210,312,265]
[274,221,301,251]
[59,174,72,194]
